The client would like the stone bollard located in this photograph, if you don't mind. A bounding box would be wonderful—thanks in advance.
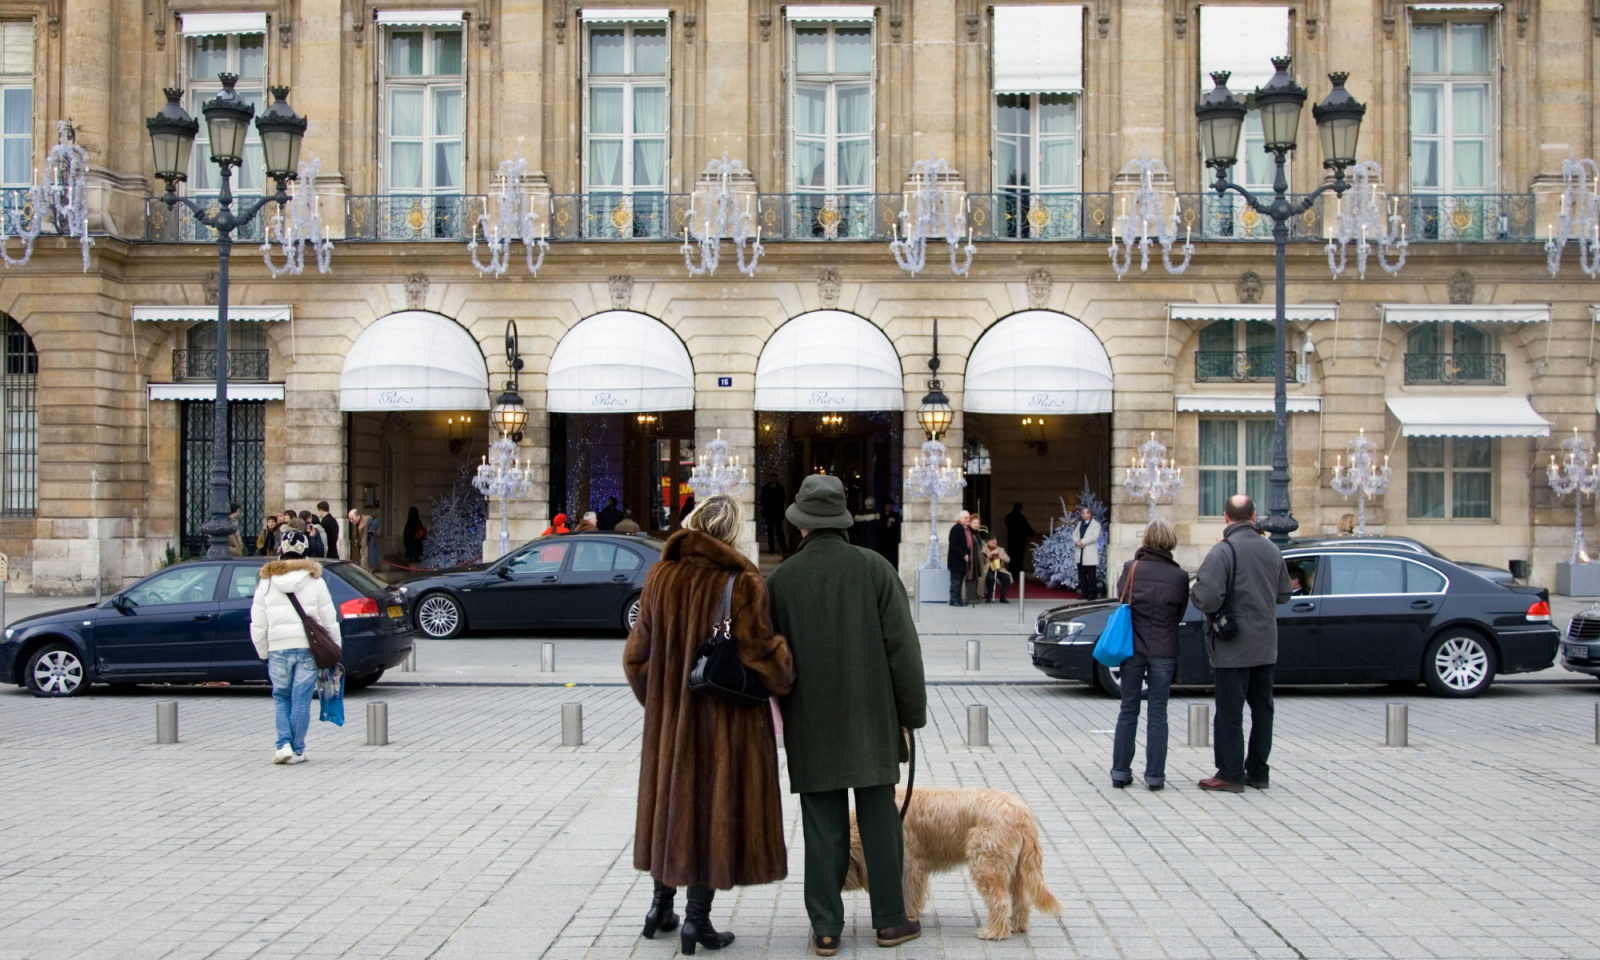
[541,642,556,673]
[155,701,178,744]
[562,702,584,746]
[966,638,981,671]
[1187,704,1210,747]
[967,704,989,747]
[1385,703,1408,747]
[366,702,389,746]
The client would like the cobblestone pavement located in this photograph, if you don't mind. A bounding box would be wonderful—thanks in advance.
[3,668,1600,959]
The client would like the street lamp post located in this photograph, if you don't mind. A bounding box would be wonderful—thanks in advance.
[1196,58,1366,544]
[146,77,308,558]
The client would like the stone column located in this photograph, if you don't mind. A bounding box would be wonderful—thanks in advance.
[910,0,958,167]
[294,0,348,222]
[1531,0,1589,223]
[702,0,751,164]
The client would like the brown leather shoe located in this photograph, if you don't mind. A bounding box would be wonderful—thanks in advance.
[1197,777,1246,793]
[813,933,839,956]
[876,918,921,947]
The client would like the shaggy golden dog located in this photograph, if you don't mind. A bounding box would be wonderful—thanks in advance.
[843,787,1060,940]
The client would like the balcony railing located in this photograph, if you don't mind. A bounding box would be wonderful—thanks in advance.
[1196,350,1296,383]
[1402,194,1536,242]
[345,195,487,241]
[144,197,268,243]
[172,349,270,382]
[1403,352,1506,385]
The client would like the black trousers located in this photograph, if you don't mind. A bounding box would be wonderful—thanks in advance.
[1077,563,1099,600]
[762,512,788,553]
[949,566,966,605]
[800,786,906,936]
[1213,664,1275,784]
[985,569,1013,601]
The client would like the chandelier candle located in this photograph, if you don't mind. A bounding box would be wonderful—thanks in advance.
[1330,428,1392,536]
[1122,432,1183,519]
[1547,429,1600,564]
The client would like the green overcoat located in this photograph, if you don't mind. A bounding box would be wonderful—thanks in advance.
[767,529,927,794]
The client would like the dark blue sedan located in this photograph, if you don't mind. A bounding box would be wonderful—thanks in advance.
[0,558,414,697]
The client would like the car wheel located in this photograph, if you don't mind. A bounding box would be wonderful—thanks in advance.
[621,593,642,634]
[26,642,90,698]
[415,593,465,639]
[346,669,384,691]
[1423,632,1496,698]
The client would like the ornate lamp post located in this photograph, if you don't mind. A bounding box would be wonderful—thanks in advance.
[1547,429,1600,564]
[1329,428,1391,535]
[146,77,312,558]
[1123,432,1182,519]
[1196,58,1366,543]
[476,321,532,560]
[688,429,749,499]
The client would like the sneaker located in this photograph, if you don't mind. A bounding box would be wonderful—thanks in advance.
[273,745,294,764]
[288,752,307,764]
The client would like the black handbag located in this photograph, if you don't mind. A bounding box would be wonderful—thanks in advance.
[688,574,771,709]
[1207,541,1240,642]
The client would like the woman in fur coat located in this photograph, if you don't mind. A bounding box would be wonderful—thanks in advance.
[623,494,795,954]
[250,529,341,765]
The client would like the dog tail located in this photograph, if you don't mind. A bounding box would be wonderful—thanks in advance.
[1019,821,1060,914]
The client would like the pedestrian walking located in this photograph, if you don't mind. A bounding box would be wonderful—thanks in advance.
[298,511,327,558]
[947,509,975,606]
[250,529,341,765]
[598,497,624,530]
[760,474,788,554]
[316,501,340,560]
[575,511,599,533]
[228,502,244,557]
[982,537,1013,602]
[766,474,927,955]
[1110,518,1189,790]
[1191,495,1292,793]
[623,494,795,954]
[347,509,380,570]
[403,506,426,563]
[1073,505,1103,600]
[1004,502,1035,576]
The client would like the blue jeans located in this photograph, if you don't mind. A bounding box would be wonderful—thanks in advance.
[269,649,318,754]
[1110,653,1176,787]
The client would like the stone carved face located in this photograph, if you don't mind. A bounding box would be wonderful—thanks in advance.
[608,275,633,310]
[817,268,841,309]
[1237,271,1263,304]
[1026,269,1052,309]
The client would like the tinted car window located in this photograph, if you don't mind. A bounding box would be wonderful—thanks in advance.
[331,563,388,594]
[1326,555,1406,596]
[226,565,261,598]
[507,542,569,575]
[613,547,643,571]
[1285,556,1319,596]
[571,542,618,572]
[1406,563,1447,593]
[123,564,221,607]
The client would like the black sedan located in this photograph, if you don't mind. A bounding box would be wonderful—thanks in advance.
[1,558,414,697]
[1029,546,1557,698]
[400,532,663,638]
[1287,534,1517,584]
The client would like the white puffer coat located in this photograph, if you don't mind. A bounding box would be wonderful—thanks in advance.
[250,558,343,659]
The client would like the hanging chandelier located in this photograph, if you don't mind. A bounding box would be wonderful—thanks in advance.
[469,152,549,277]
[890,157,974,277]
[1122,432,1183,518]
[1108,157,1192,277]
[1,121,93,271]
[1324,160,1407,279]
[1546,153,1600,278]
[681,152,763,277]
[261,156,333,277]
[687,428,749,499]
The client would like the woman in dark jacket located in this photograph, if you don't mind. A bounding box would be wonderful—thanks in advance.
[402,507,425,563]
[1110,517,1190,790]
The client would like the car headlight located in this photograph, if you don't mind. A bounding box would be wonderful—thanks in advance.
[3,628,11,640]
[1047,621,1087,642]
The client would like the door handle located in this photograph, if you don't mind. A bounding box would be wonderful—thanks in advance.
[1411,600,1435,609]
[542,576,558,583]
[1291,602,1315,612]
[612,574,629,582]
[193,614,212,622]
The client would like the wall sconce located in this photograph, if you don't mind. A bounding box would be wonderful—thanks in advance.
[1021,416,1049,456]
[636,412,659,434]
[818,412,846,434]
[446,414,473,454]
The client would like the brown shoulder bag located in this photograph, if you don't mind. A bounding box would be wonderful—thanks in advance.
[286,591,343,669]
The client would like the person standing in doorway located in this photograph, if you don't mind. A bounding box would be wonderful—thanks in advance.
[598,497,624,530]
[947,510,975,606]
[880,499,901,566]
[347,509,380,571]
[316,501,340,560]
[1074,506,1103,601]
[760,474,788,554]
[1004,502,1035,577]
[615,509,642,534]
[402,506,426,563]
[1191,495,1292,793]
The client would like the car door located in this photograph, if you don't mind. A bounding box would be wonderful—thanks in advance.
[210,564,269,682]
[471,541,574,628]
[1274,555,1324,683]
[562,541,645,626]
[94,563,223,678]
[1317,553,1441,681]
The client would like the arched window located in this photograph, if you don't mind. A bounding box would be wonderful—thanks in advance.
[1,315,37,515]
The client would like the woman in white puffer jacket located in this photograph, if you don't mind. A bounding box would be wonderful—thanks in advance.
[250,529,342,764]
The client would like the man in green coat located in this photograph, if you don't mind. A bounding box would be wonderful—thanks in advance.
[768,474,927,955]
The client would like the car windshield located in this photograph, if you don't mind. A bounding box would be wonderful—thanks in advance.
[330,563,389,594]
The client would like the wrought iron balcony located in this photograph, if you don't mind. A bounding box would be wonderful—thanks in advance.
[144,196,268,243]
[172,349,270,382]
[1403,352,1506,385]
[1196,350,1296,383]
[1401,194,1536,242]
[345,195,487,241]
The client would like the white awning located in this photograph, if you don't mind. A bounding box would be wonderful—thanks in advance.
[1410,4,1501,10]
[375,10,465,26]
[1177,395,1321,414]
[1380,304,1550,324]
[964,311,1112,415]
[179,12,267,37]
[1199,5,1289,93]
[786,5,876,21]
[149,383,285,402]
[132,305,291,323]
[1386,396,1551,437]
[755,311,903,412]
[339,311,489,412]
[547,311,694,413]
[579,8,670,22]
[993,6,1083,94]
[1169,303,1338,324]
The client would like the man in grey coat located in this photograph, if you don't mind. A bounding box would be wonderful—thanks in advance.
[1190,495,1292,792]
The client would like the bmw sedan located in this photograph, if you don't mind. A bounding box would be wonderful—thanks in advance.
[401,532,663,639]
[1029,547,1557,698]
[1,558,414,697]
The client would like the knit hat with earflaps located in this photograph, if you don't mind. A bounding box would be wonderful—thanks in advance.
[784,474,854,530]
[277,529,309,557]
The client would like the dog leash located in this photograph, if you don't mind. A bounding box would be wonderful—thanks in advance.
[900,730,915,820]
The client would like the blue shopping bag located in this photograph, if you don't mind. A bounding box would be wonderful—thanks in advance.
[1093,604,1134,667]
[317,665,345,726]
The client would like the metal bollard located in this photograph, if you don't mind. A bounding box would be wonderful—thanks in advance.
[541,642,556,673]
[1187,704,1210,747]
[912,571,920,623]
[155,701,178,744]
[1385,703,1408,747]
[366,701,389,746]
[1018,572,1026,624]
[401,645,416,672]
[1594,703,1599,745]
[562,702,584,746]
[967,704,989,747]
[966,638,981,671]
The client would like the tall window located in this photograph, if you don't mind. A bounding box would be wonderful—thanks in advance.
[585,22,668,196]
[1198,418,1273,516]
[1408,437,1493,519]
[1411,19,1494,193]
[1196,320,1277,381]
[790,23,873,194]
[0,22,32,188]
[0,315,35,516]
[186,31,265,195]
[995,94,1078,193]
[383,26,464,196]
[1404,322,1497,383]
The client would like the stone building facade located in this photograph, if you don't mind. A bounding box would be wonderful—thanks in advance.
[0,0,1597,594]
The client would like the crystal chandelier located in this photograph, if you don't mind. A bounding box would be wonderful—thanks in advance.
[1329,427,1392,536]
[687,428,749,499]
[1108,157,1192,277]
[1122,432,1183,518]
[473,436,534,561]
[1324,160,1407,279]
[469,153,549,277]
[260,157,333,277]
[890,157,974,277]
[1547,428,1600,564]
[1545,154,1600,278]
[681,152,763,277]
[1,121,93,270]
[905,438,966,569]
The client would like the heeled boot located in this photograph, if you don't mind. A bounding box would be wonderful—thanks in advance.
[679,884,735,954]
[641,879,679,939]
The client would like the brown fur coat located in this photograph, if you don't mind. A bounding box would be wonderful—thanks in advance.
[624,529,796,889]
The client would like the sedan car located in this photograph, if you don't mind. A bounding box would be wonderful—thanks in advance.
[1287,535,1516,584]
[1030,547,1556,698]
[1,558,414,698]
[401,532,663,639]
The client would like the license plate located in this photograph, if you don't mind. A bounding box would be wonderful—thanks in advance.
[387,605,404,619]
[1567,644,1589,660]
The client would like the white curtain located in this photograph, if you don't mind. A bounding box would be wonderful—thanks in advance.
[588,87,624,187]
[835,85,870,188]
[632,86,667,187]
[633,86,666,133]
[432,88,463,189]
[388,90,424,190]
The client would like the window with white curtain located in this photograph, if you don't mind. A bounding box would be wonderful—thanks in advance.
[994,94,1079,192]
[1198,6,1290,191]
[1407,437,1494,519]
[1195,320,1278,381]
[585,22,669,194]
[382,26,465,196]
[0,23,31,189]
[185,30,266,195]
[1410,19,1495,193]
[789,22,873,193]
[1198,418,1274,516]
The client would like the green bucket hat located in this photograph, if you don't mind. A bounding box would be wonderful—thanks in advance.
[785,474,854,530]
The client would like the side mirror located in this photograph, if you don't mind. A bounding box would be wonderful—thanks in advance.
[497,565,513,579]
[110,595,131,612]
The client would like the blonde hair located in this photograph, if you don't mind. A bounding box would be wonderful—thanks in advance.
[1143,517,1177,551]
[686,494,743,546]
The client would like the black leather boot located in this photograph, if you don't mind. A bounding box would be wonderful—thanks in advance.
[641,879,679,939]
[679,884,735,954]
